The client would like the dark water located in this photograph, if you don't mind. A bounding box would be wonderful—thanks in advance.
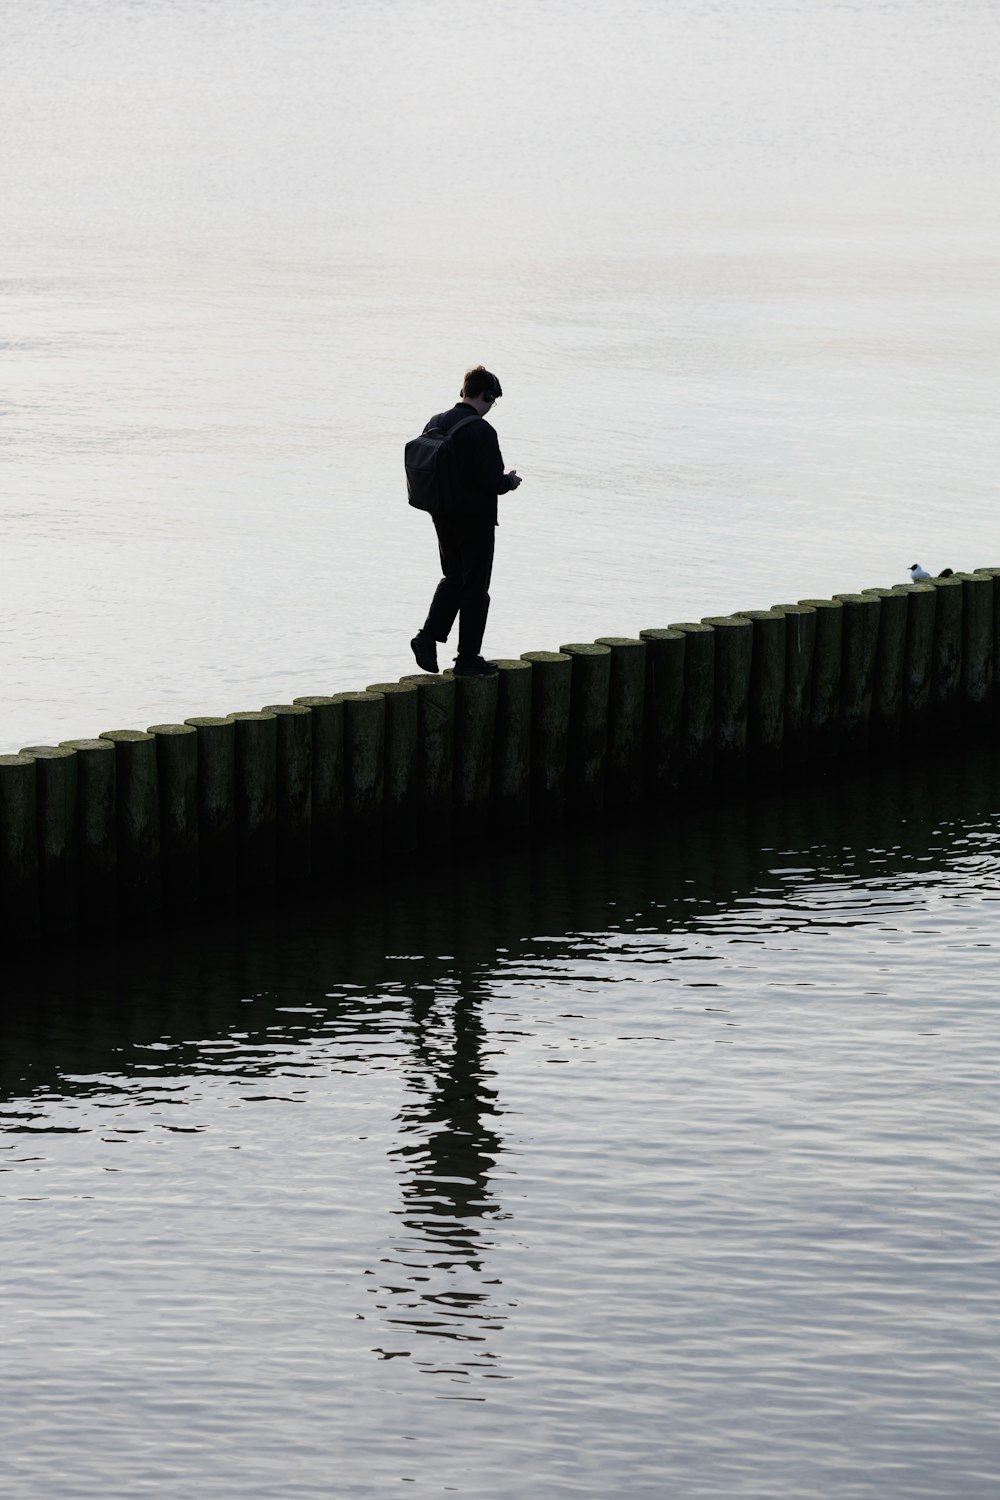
[4,749,1000,1497]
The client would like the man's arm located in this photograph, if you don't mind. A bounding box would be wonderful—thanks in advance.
[470,422,522,495]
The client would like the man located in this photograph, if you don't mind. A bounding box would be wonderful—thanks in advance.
[410,365,522,677]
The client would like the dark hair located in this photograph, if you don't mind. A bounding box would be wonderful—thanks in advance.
[461,365,502,401]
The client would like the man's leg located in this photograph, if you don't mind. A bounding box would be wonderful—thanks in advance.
[455,526,496,662]
[422,518,463,642]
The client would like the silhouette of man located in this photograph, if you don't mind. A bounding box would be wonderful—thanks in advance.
[410,365,522,677]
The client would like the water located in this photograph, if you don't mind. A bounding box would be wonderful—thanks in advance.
[4,5,1000,1493]
[2,0,999,748]
[3,752,1000,1497]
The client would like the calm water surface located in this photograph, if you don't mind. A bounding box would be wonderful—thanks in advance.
[4,4,1000,1493]
[4,752,1000,1497]
[2,0,999,746]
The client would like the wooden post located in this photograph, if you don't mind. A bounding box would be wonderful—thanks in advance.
[973,568,1000,708]
[402,675,455,850]
[799,598,843,760]
[98,730,161,916]
[861,588,907,753]
[701,616,752,783]
[452,671,499,842]
[261,703,313,884]
[185,716,237,901]
[339,690,385,867]
[668,623,715,786]
[738,609,786,776]
[773,605,816,768]
[366,681,418,856]
[559,643,611,813]
[492,658,533,835]
[957,572,993,729]
[594,637,646,805]
[520,651,572,825]
[639,627,685,797]
[889,583,936,744]
[293,695,345,878]
[19,744,78,937]
[60,738,117,931]
[832,594,881,757]
[0,754,39,944]
[146,723,199,909]
[229,711,278,890]
[929,575,963,733]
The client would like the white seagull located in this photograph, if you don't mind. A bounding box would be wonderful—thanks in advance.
[909,563,954,582]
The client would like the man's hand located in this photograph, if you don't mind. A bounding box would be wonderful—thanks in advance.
[506,470,522,489]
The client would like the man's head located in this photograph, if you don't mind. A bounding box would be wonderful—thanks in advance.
[461,365,502,415]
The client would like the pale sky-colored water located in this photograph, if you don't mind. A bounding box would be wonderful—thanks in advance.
[1,0,999,747]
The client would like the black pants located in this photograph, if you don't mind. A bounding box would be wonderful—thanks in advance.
[422,515,495,661]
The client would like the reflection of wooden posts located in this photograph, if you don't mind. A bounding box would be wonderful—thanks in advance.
[492,659,533,834]
[0,754,39,942]
[293,695,345,878]
[832,594,880,757]
[560,643,611,813]
[799,598,842,761]
[261,703,313,883]
[892,583,936,742]
[339,691,385,867]
[453,672,499,842]
[19,744,77,936]
[701,616,751,783]
[957,572,993,729]
[60,737,117,931]
[639,627,685,797]
[229,711,278,890]
[739,609,786,776]
[521,651,572,825]
[594,637,646,805]
[185,716,237,899]
[668,623,714,786]
[775,605,816,768]
[146,724,199,909]
[929,575,963,732]
[861,588,907,753]
[366,682,418,856]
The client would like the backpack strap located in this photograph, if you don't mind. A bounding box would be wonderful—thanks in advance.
[425,412,482,437]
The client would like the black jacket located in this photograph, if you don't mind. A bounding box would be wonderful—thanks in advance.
[427,402,516,527]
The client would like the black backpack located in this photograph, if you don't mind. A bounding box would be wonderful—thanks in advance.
[405,413,480,516]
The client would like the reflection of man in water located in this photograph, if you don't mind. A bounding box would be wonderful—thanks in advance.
[410,365,522,679]
[371,981,507,1374]
[395,986,501,1237]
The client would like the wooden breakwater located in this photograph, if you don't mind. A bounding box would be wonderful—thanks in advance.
[2,570,998,950]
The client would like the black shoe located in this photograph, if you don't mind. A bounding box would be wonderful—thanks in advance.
[411,632,439,673]
[453,656,499,677]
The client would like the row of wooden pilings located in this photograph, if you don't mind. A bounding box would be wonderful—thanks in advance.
[2,570,999,948]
